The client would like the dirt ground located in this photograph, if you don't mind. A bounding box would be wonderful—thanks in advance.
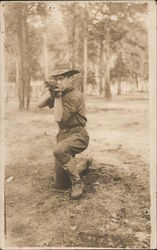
[4,92,150,248]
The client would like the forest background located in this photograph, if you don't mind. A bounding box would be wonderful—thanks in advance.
[4,1,148,110]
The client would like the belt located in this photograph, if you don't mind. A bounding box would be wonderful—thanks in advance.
[59,125,84,133]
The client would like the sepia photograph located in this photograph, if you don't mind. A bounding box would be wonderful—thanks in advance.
[0,0,156,249]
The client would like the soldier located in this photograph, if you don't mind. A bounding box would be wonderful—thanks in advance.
[38,66,90,200]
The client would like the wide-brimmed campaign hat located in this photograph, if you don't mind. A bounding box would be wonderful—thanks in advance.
[50,63,80,78]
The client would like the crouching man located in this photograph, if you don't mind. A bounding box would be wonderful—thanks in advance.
[38,67,90,200]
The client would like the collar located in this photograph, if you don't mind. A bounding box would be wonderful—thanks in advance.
[62,87,75,96]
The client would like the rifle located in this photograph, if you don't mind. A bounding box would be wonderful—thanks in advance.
[37,79,61,108]
[44,79,61,98]
[44,79,63,121]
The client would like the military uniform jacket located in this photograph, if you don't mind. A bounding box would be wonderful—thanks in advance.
[47,87,87,129]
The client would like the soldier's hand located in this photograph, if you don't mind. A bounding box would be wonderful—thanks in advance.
[54,87,62,98]
[48,85,55,97]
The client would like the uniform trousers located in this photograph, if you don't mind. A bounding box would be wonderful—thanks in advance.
[53,126,89,166]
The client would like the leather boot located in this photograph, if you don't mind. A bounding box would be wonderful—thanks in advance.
[64,157,84,200]
[76,157,93,175]
[70,178,84,200]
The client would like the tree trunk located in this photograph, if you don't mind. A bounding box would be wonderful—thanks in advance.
[15,56,19,98]
[23,12,31,110]
[117,43,123,96]
[72,4,76,68]
[26,74,31,110]
[130,74,134,94]
[43,15,48,80]
[83,3,88,99]
[135,75,139,89]
[16,4,31,110]
[17,13,25,110]
[99,39,104,95]
[104,27,111,100]
[95,63,98,87]
[118,77,121,95]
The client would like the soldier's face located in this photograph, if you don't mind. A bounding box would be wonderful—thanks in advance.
[56,76,71,91]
